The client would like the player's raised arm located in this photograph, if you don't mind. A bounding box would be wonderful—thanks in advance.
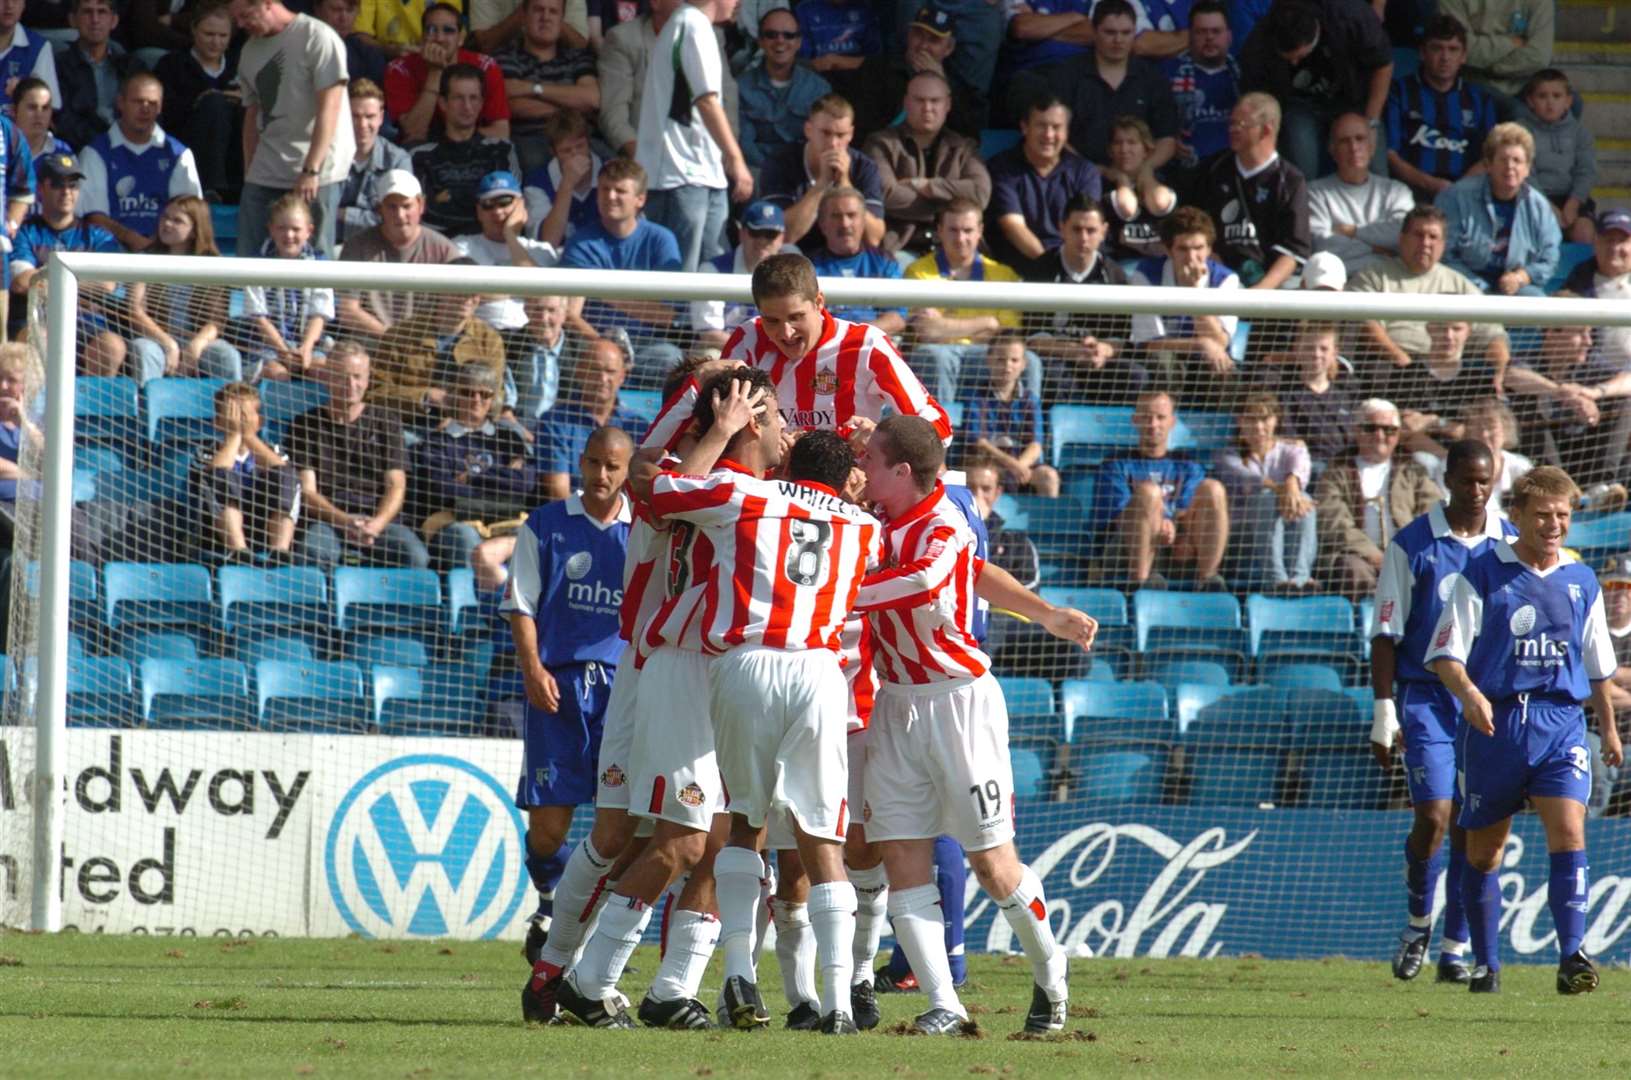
[972,561,1097,651]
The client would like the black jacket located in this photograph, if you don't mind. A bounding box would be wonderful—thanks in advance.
[53,43,146,150]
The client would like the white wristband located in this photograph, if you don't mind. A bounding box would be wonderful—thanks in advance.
[1370,698,1400,747]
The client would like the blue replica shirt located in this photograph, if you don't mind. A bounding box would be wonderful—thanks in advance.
[522,160,601,242]
[1167,51,1241,164]
[0,115,32,287]
[500,492,632,668]
[807,246,905,323]
[1371,502,1516,685]
[794,0,882,59]
[11,214,121,275]
[963,392,1045,456]
[562,217,682,333]
[1007,0,1092,71]
[0,419,22,501]
[534,400,651,481]
[1427,543,1617,704]
[1096,452,1205,532]
[83,127,193,237]
[941,475,991,643]
[1385,74,1497,186]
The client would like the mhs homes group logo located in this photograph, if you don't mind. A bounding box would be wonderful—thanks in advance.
[324,755,527,939]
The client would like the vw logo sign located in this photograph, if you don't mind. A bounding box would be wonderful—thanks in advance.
[325,755,527,939]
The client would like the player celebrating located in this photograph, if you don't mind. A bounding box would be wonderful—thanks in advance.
[852,415,1093,1034]
[503,426,632,962]
[1371,439,1514,984]
[1427,466,1624,994]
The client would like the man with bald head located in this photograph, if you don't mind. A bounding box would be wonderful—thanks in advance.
[535,338,649,501]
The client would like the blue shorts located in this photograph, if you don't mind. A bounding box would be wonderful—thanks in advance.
[1458,698,1592,830]
[515,660,616,809]
[1398,680,1460,805]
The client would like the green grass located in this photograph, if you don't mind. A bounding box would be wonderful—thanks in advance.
[1,932,1628,1078]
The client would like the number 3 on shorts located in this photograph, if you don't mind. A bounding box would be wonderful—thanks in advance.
[969,779,1002,820]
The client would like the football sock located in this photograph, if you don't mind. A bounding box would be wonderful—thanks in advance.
[538,837,613,970]
[848,863,888,984]
[648,908,720,1002]
[772,899,818,1009]
[935,836,968,984]
[1549,850,1589,958]
[714,846,766,985]
[1404,837,1441,930]
[571,893,651,999]
[753,862,774,965]
[996,865,1066,997]
[808,881,857,1019]
[1441,845,1470,957]
[1461,866,1502,973]
[657,872,689,960]
[888,884,962,1015]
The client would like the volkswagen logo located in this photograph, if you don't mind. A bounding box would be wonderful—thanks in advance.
[324,755,527,939]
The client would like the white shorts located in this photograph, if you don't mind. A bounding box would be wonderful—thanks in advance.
[864,672,1015,852]
[595,644,639,810]
[847,726,868,832]
[629,646,723,830]
[709,646,850,840]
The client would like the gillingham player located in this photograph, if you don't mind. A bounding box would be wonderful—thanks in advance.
[1427,467,1625,994]
[1371,439,1514,984]
[503,425,632,962]
[852,415,1095,1034]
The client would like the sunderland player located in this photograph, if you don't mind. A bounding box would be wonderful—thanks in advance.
[1427,467,1624,994]
[1371,439,1514,984]
[503,426,632,962]
[852,415,1094,1034]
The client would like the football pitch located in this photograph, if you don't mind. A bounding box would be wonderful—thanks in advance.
[1,933,1627,1079]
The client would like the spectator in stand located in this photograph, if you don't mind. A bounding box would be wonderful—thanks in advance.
[1438,0,1551,103]
[864,70,989,259]
[339,78,412,245]
[904,197,1028,403]
[507,294,580,425]
[78,73,204,253]
[1315,397,1441,600]
[1434,122,1559,297]
[1102,114,1177,264]
[1309,112,1413,278]
[807,185,906,336]
[1214,390,1317,593]
[560,157,685,388]
[1279,320,1358,465]
[127,195,242,384]
[1128,205,1241,380]
[12,78,69,164]
[197,381,299,561]
[521,109,600,248]
[535,336,647,500]
[984,92,1101,275]
[1557,209,1631,366]
[0,98,31,336]
[1516,69,1597,245]
[794,0,882,120]
[758,93,884,250]
[691,198,795,348]
[408,63,522,238]
[410,360,536,570]
[876,2,989,136]
[0,0,61,119]
[315,0,388,88]
[385,3,512,146]
[371,279,508,432]
[453,170,560,353]
[154,1,243,206]
[1011,0,1179,173]
[738,7,831,169]
[1001,0,1096,79]
[496,0,599,177]
[1506,323,1631,503]
[1384,15,1497,204]
[1192,92,1311,290]
[470,0,593,54]
[239,193,335,382]
[961,331,1058,497]
[1348,205,1511,391]
[1097,387,1230,591]
[1025,196,1141,405]
[1388,319,1499,457]
[53,0,143,151]
[1166,0,1238,187]
[1238,0,1392,181]
[599,0,740,161]
[354,0,450,58]
[339,168,462,335]
[286,340,431,569]
[9,152,124,370]
[234,0,357,260]
[961,459,1039,587]
[1420,396,1532,504]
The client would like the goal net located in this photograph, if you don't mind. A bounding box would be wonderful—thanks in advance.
[4,252,1631,966]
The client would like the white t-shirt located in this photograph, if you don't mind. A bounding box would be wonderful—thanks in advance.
[451,232,560,330]
[634,3,726,191]
[1358,458,1391,546]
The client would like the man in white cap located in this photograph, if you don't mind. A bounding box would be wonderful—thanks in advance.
[1302,251,1347,291]
[337,167,461,335]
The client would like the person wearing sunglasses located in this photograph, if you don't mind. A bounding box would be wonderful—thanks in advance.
[738,7,830,169]
[1315,396,1442,600]
[384,1,513,146]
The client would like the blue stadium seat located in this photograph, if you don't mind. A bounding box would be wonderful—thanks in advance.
[372,664,474,736]
[1040,586,1132,652]
[218,565,330,636]
[448,567,500,635]
[122,630,203,662]
[103,562,213,637]
[1245,593,1356,656]
[1076,750,1163,804]
[1292,689,1382,809]
[257,380,328,426]
[1148,658,1231,691]
[24,559,101,635]
[141,659,252,728]
[77,444,126,485]
[1548,242,1594,293]
[255,660,369,731]
[350,634,430,668]
[1048,404,1206,468]
[997,676,1057,742]
[1134,590,1247,678]
[1265,663,1345,692]
[1010,746,1049,799]
[67,656,138,726]
[334,567,442,635]
[145,377,229,445]
[979,127,1021,158]
[1174,682,1239,733]
[1085,655,1118,681]
[89,446,195,505]
[1356,599,1374,659]
[233,634,318,665]
[1185,687,1294,808]
[1060,678,1168,745]
[617,389,661,423]
[1005,493,1091,562]
[1566,511,1631,561]
[75,375,140,446]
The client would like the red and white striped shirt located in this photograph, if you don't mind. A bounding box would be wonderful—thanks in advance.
[639,376,701,452]
[618,452,714,644]
[853,483,989,686]
[839,614,877,731]
[641,463,882,657]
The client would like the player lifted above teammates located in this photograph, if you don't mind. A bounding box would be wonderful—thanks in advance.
[1371,439,1513,984]
[1427,467,1624,994]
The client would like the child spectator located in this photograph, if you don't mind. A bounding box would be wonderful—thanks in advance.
[196,381,300,561]
[127,195,243,384]
[1103,115,1177,263]
[962,459,1039,588]
[1516,69,1597,244]
[239,193,335,382]
[1279,320,1358,465]
[152,0,242,205]
[1213,391,1317,593]
[961,332,1059,497]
